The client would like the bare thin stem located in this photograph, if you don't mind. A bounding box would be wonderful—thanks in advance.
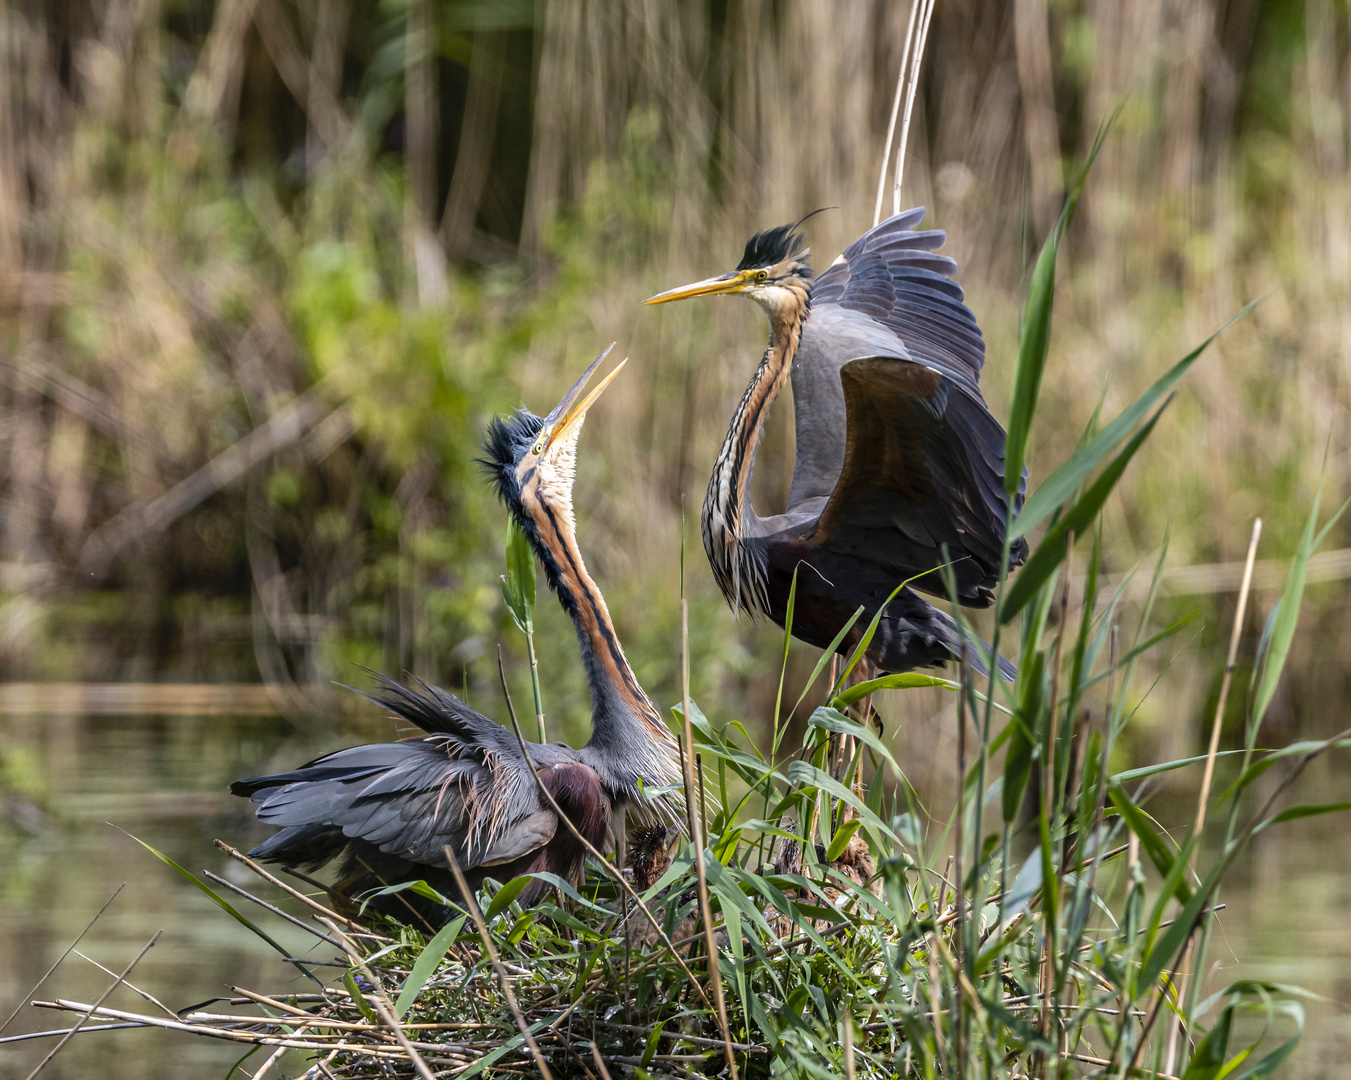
[1194,518,1262,839]
[202,870,342,947]
[873,0,918,226]
[70,950,176,1020]
[590,1041,616,1080]
[893,0,937,215]
[24,930,161,1080]
[0,882,124,1036]
[1039,535,1074,1065]
[214,840,367,934]
[682,599,739,1080]
[1165,518,1261,1074]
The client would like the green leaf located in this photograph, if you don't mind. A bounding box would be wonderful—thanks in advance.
[824,818,863,862]
[483,875,532,922]
[223,1046,261,1079]
[1249,491,1349,743]
[773,565,800,737]
[344,969,379,1023]
[395,915,466,1018]
[789,605,866,718]
[1181,1000,1233,1080]
[1258,801,1351,831]
[122,830,321,985]
[786,760,899,843]
[1139,848,1216,992]
[1108,787,1192,904]
[1110,748,1247,785]
[641,1019,669,1068]
[1004,106,1118,495]
[1011,296,1264,540]
[1002,402,1169,623]
[838,579,917,689]
[1213,737,1351,808]
[830,672,956,707]
[1003,651,1045,824]
[808,706,901,777]
[500,515,536,632]
[1228,1034,1301,1080]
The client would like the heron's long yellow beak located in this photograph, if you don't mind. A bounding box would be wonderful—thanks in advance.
[540,345,628,452]
[555,359,626,444]
[642,270,754,305]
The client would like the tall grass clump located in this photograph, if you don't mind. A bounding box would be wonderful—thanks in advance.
[40,151,1351,1079]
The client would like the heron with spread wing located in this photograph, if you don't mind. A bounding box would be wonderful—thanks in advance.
[232,352,682,924]
[645,208,1026,676]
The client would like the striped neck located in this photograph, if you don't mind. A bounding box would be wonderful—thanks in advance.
[523,491,681,805]
[701,282,809,615]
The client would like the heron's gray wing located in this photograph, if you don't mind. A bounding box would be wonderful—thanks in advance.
[793,208,1023,495]
[809,207,985,387]
[235,679,567,870]
[804,357,1019,605]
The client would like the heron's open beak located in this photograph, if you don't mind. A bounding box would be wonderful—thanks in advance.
[642,269,754,305]
[540,345,628,453]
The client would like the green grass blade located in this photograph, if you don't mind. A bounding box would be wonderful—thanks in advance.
[1011,297,1264,540]
[395,915,466,1017]
[1249,492,1349,741]
[788,605,866,721]
[808,705,901,776]
[1004,104,1119,495]
[830,672,955,708]
[1180,999,1233,1080]
[1108,788,1192,904]
[122,830,321,985]
[1139,851,1219,992]
[223,1046,261,1079]
[1002,651,1045,824]
[1001,402,1169,623]
[483,876,532,922]
[344,969,379,1023]
[786,760,900,843]
[500,515,536,631]
[774,565,800,737]
[1256,801,1351,831]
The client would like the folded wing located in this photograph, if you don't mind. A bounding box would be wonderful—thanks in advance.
[232,678,566,873]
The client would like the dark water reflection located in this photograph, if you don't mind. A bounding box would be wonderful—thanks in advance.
[2,690,1349,1078]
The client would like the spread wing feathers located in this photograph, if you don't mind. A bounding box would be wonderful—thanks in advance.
[788,209,1027,560]
[808,357,1024,605]
[232,679,586,871]
[809,207,986,387]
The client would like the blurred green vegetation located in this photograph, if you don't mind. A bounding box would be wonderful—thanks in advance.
[0,0,1347,774]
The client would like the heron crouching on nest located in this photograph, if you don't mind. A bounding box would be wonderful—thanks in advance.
[232,351,682,926]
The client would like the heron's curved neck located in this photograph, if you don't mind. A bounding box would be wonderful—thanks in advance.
[524,495,677,787]
[702,284,809,607]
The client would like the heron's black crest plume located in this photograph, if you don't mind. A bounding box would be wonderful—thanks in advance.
[737,223,813,276]
[479,409,543,505]
[478,408,576,617]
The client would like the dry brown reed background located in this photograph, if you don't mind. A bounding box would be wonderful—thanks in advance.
[0,0,1347,779]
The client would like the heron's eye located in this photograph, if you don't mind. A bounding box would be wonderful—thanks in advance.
[532,439,545,456]
[755,269,769,283]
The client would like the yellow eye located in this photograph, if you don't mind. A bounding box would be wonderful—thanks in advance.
[756,270,769,283]
[532,439,544,456]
